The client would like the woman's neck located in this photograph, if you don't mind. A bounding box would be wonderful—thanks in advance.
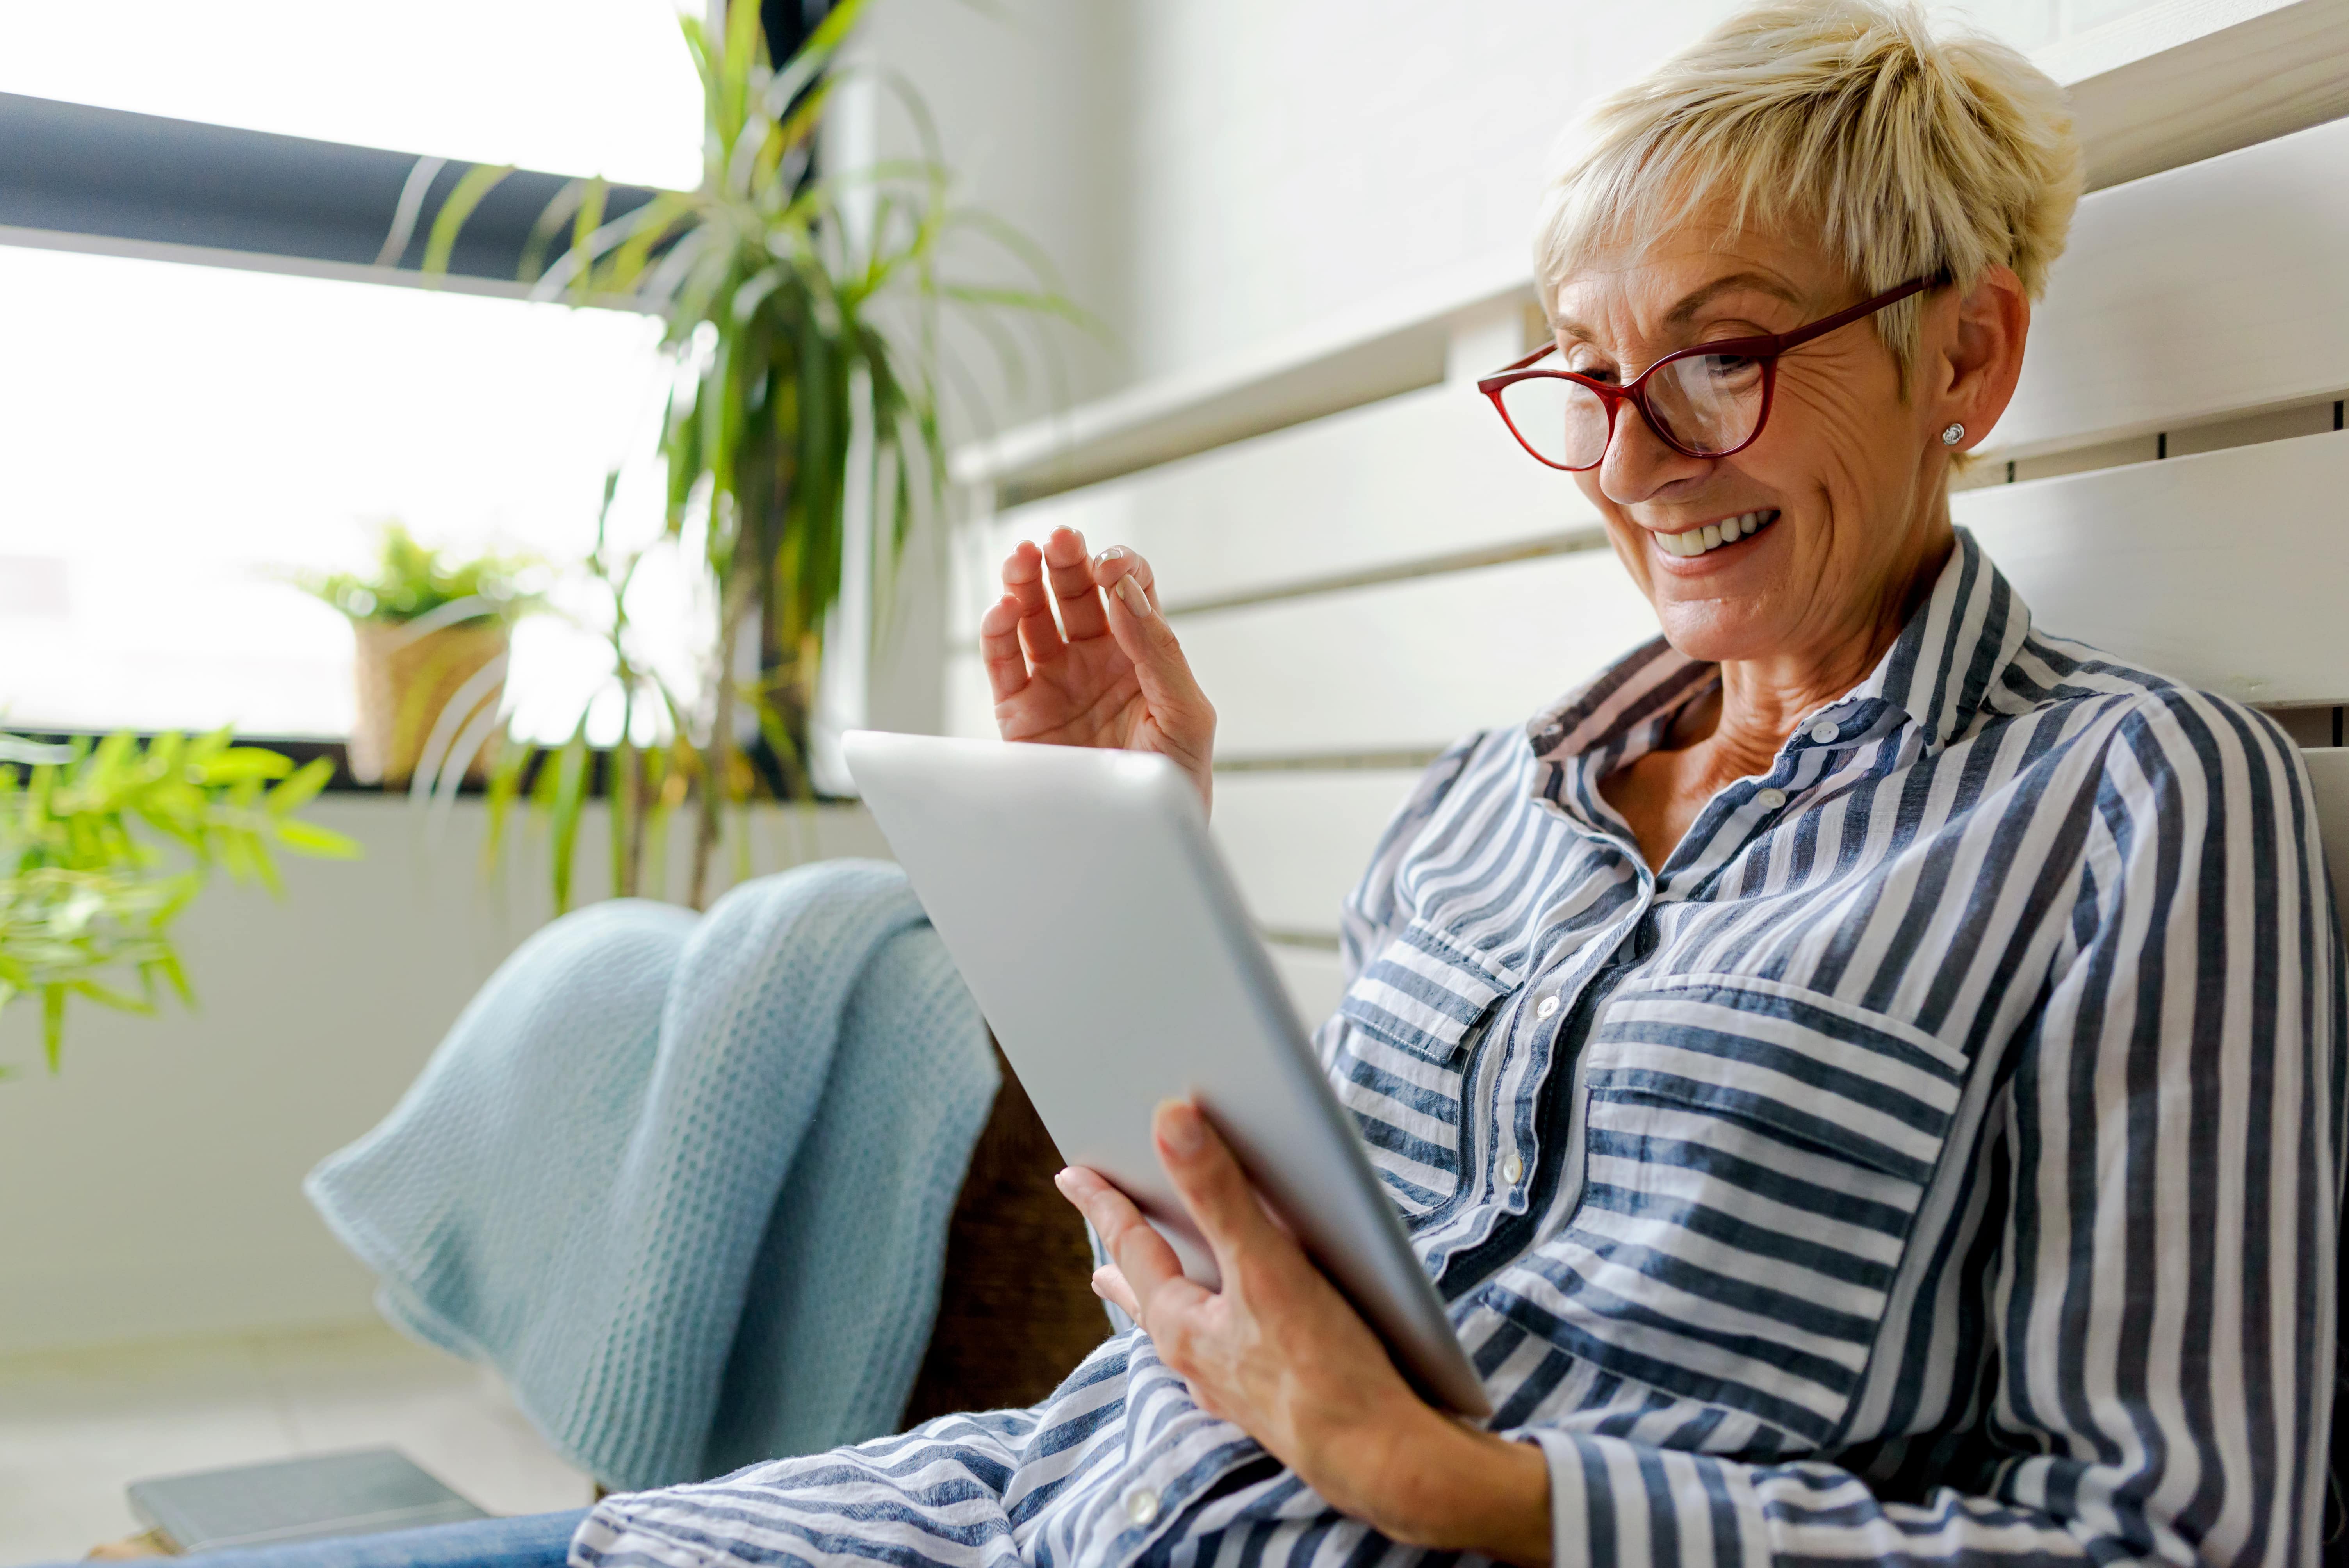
[1672,523,1955,789]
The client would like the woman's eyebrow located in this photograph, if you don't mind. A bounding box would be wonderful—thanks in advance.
[1551,272,1809,346]
[1664,272,1805,325]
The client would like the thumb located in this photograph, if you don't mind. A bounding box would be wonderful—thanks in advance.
[1154,1099,1279,1270]
[1105,574,1214,744]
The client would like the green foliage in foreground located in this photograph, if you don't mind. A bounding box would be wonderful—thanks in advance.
[300,521,542,627]
[0,731,362,1073]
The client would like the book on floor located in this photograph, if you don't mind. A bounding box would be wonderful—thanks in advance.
[127,1447,488,1553]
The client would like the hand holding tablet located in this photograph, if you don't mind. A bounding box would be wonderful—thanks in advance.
[845,730,1490,1417]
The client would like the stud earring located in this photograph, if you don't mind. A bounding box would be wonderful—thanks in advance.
[1941,422,1966,446]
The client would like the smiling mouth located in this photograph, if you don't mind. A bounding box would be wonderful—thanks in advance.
[1656,509,1780,558]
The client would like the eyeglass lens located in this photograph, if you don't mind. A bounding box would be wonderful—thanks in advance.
[1500,351,1767,467]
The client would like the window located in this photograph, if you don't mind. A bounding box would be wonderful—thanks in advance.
[0,1,707,743]
[0,1,702,191]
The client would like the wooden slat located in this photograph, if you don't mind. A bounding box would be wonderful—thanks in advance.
[951,380,1587,640]
[1953,429,2349,706]
[950,253,1531,504]
[1212,770,1421,936]
[1173,547,1656,761]
[1993,112,2349,459]
[2047,0,2349,192]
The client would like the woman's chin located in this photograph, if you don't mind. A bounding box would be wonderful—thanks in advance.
[1652,600,1795,666]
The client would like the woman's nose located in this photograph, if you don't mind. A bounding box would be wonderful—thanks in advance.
[1599,399,1711,506]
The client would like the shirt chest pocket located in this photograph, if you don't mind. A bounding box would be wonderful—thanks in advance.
[1327,923,1513,1213]
[1536,974,1969,1447]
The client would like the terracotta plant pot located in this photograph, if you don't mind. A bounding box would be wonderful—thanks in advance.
[348,618,510,788]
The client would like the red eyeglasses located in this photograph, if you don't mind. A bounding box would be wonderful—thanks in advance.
[1477,273,1943,470]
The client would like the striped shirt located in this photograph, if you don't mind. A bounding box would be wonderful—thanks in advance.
[574,528,2343,1568]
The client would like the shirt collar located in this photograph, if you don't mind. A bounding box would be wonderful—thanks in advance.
[1523,526,2032,769]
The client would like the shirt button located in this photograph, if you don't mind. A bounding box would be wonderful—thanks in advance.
[1809,720,1841,744]
[1756,788,1788,810]
[1501,1151,1526,1185]
[1125,1487,1160,1526]
[1535,995,1560,1020]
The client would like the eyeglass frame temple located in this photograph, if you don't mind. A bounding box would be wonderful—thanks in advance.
[1474,271,1945,467]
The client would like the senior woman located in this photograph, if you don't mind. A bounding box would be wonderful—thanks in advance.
[586,3,2341,1566]
[579,5,2343,1565]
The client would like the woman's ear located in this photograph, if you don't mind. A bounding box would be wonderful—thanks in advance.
[1935,264,2030,451]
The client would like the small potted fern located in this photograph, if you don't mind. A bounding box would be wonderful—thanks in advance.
[304,525,542,789]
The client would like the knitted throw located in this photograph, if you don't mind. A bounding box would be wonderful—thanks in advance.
[305,859,999,1491]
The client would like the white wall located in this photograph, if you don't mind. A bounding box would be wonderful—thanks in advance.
[0,797,889,1358]
[867,0,2179,401]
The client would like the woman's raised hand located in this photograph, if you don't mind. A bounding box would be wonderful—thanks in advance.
[980,526,1217,809]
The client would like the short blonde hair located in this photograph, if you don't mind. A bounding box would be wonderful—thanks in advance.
[1534,0,2082,378]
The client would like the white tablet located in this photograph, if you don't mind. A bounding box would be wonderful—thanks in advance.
[843,730,1490,1417]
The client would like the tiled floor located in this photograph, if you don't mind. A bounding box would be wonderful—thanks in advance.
[0,1324,593,1565]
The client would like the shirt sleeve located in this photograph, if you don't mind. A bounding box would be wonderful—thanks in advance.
[1522,693,2344,1568]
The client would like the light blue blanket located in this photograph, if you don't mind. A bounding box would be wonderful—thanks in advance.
[305,860,998,1491]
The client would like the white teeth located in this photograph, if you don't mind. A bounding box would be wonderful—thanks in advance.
[1659,510,1777,558]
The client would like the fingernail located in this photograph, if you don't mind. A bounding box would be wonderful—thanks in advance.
[1115,575,1151,618]
[1053,1168,1080,1197]
[1101,545,1127,562]
[1158,1100,1205,1156]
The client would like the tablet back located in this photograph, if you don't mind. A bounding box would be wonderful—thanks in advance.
[843,731,1488,1416]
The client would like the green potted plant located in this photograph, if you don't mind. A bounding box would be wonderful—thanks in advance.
[436,0,1089,909]
[303,524,542,789]
[0,731,359,1071]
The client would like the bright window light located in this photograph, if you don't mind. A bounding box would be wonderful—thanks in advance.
[0,244,683,744]
[0,1,712,745]
[0,0,705,191]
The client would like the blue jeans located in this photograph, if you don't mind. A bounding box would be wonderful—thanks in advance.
[25,1511,591,1568]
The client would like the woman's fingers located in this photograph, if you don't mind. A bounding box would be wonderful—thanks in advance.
[1000,539,1066,667]
[1152,1100,1280,1273]
[1091,1264,1143,1320]
[1053,1165,1205,1329]
[1042,527,1110,642]
[1100,562,1215,757]
[1091,545,1161,612]
[978,594,1031,704]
